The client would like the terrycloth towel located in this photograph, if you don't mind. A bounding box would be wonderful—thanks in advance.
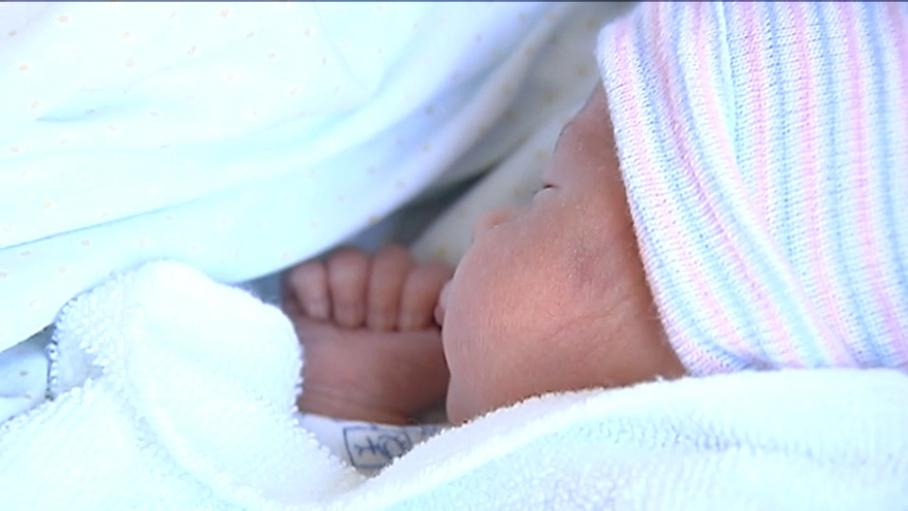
[1,261,906,510]
[2,261,363,510]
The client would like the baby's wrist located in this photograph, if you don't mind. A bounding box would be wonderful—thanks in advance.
[297,384,413,425]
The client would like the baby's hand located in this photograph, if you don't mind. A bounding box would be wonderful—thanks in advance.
[282,245,453,425]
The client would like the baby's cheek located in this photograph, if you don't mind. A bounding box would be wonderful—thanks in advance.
[441,313,489,422]
[440,259,516,415]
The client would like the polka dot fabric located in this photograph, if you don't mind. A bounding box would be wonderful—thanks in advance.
[412,2,632,266]
[0,2,627,351]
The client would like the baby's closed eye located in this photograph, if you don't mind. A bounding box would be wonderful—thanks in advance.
[532,183,556,199]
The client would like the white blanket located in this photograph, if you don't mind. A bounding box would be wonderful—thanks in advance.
[1,261,905,510]
[0,1,632,352]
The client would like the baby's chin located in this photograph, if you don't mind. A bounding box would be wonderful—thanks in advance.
[442,358,483,424]
[444,383,474,425]
[444,369,509,425]
[440,333,464,423]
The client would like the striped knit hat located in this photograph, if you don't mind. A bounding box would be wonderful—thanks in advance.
[596,2,908,375]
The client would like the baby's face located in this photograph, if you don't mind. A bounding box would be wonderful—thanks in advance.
[438,84,684,423]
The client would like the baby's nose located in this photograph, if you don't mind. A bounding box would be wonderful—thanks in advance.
[473,207,519,239]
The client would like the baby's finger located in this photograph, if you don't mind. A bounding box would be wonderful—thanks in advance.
[284,261,330,321]
[399,261,454,331]
[327,247,371,328]
[367,245,415,331]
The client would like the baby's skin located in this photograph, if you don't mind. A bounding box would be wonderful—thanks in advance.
[283,83,686,425]
[283,246,452,425]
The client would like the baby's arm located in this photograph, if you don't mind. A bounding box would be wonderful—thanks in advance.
[282,245,452,425]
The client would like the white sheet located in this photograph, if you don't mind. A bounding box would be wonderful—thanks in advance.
[0,1,634,352]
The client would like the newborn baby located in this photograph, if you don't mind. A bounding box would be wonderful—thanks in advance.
[284,83,683,426]
[284,1,908,428]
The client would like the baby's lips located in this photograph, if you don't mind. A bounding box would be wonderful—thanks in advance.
[435,281,451,326]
